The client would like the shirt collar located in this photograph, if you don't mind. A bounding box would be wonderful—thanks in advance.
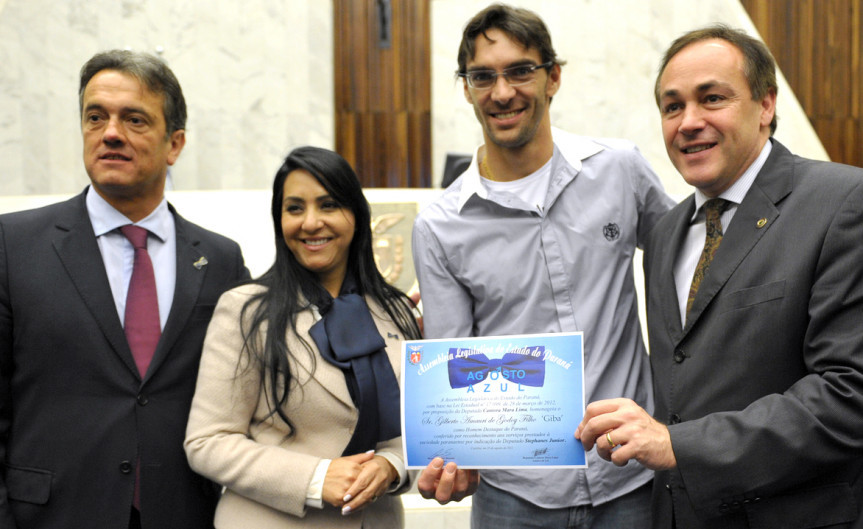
[456,148,487,212]
[457,127,604,212]
[86,186,172,242]
[692,139,773,218]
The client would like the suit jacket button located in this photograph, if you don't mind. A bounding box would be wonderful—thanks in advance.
[119,461,133,474]
[669,414,681,424]
[137,394,149,406]
[673,349,685,363]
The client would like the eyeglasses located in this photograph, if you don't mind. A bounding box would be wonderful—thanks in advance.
[458,61,553,90]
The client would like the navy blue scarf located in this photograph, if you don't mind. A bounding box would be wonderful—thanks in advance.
[308,277,401,456]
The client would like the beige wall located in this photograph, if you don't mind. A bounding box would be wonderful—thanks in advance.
[0,0,334,196]
[0,0,826,200]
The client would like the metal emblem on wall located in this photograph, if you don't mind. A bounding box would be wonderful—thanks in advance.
[370,202,418,295]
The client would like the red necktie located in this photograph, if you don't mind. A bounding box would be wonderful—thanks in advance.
[121,225,161,512]
[121,225,161,376]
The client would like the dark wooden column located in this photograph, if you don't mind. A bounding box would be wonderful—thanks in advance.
[334,0,432,188]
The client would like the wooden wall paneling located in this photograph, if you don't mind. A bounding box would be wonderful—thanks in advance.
[858,119,863,165]
[814,1,832,117]
[741,0,863,167]
[400,0,431,188]
[334,0,432,188]
[851,0,861,119]
[846,117,861,164]
[796,1,815,112]
[338,112,358,170]
[826,0,851,117]
[408,111,431,188]
[811,116,854,166]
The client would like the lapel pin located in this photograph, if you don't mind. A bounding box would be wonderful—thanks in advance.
[193,256,209,270]
[756,218,768,229]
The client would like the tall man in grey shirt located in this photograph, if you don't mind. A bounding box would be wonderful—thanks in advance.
[413,4,674,528]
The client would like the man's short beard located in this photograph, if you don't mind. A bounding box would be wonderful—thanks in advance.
[487,120,541,149]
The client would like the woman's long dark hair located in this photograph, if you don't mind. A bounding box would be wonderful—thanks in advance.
[239,146,421,431]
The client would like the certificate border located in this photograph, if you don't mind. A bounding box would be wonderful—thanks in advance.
[400,332,586,469]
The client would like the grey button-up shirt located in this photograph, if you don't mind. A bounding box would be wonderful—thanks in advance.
[412,128,675,508]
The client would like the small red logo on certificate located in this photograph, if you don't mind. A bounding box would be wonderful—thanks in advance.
[409,345,422,365]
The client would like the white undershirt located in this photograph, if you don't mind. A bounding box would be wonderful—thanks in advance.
[482,156,553,213]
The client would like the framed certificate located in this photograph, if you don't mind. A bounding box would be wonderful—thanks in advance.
[401,332,586,469]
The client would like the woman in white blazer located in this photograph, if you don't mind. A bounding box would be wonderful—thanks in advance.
[185,146,421,529]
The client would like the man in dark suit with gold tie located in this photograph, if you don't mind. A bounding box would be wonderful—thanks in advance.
[0,50,248,529]
[576,25,863,528]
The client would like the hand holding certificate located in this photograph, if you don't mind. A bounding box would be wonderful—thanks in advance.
[401,332,586,469]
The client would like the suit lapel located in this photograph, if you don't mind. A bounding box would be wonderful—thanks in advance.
[292,310,356,408]
[144,210,206,383]
[51,194,140,377]
[682,140,793,334]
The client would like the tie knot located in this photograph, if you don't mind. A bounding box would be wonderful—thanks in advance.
[120,225,149,249]
[703,198,728,220]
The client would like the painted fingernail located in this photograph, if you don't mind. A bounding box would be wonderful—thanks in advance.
[343,494,352,502]
[342,506,352,515]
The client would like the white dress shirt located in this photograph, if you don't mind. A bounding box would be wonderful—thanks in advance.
[86,186,176,330]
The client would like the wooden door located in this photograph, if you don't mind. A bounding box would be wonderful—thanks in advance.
[334,0,432,187]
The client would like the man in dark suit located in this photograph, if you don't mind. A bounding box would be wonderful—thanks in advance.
[576,25,863,528]
[0,50,248,529]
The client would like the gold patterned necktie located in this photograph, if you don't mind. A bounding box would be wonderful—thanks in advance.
[686,198,729,317]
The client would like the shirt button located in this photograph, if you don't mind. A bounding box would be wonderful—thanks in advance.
[119,461,133,474]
